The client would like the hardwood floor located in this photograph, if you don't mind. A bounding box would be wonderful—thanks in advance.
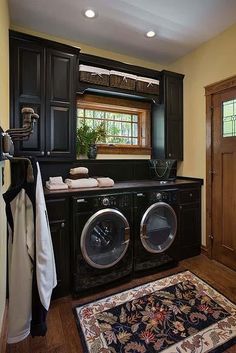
[5,255,236,353]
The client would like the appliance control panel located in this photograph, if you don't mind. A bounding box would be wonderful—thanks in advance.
[150,189,178,204]
[94,193,132,208]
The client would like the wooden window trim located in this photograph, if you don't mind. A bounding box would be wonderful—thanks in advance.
[77,94,151,155]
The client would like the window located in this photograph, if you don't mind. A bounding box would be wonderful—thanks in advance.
[77,95,151,155]
[222,99,236,137]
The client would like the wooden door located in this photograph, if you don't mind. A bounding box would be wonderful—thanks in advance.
[211,88,236,270]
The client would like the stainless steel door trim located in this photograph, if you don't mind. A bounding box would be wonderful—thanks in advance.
[80,208,130,269]
[140,202,177,254]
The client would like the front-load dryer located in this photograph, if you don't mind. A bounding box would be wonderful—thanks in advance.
[72,192,133,296]
[133,189,179,274]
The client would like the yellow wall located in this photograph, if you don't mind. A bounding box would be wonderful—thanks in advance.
[170,23,236,245]
[11,25,165,71]
[0,0,9,334]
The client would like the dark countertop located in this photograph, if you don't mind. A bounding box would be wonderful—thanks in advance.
[44,178,203,198]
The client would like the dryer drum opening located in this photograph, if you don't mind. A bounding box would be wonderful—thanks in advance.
[140,202,177,254]
[80,208,130,269]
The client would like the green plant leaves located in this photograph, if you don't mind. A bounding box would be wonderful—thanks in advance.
[76,121,106,155]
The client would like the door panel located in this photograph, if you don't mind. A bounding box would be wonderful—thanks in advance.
[165,75,183,160]
[212,88,236,270]
[80,209,130,269]
[178,203,201,259]
[46,49,76,158]
[18,103,43,153]
[49,53,71,102]
[49,106,70,153]
[19,48,42,98]
[10,39,45,156]
[140,202,177,253]
[50,220,70,298]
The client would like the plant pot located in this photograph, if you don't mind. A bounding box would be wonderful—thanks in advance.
[77,154,88,160]
[87,144,97,159]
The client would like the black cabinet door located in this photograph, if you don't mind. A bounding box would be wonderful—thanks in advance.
[46,197,70,298]
[178,202,201,260]
[50,220,70,298]
[45,49,76,159]
[10,39,45,156]
[152,71,184,160]
[10,31,79,160]
[165,75,183,160]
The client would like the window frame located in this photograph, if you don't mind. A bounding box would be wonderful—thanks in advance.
[77,95,151,155]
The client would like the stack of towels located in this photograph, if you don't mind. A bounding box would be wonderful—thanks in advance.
[46,177,68,190]
[45,167,115,190]
[65,167,115,188]
[68,167,89,179]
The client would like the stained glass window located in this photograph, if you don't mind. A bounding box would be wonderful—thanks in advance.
[222,99,236,137]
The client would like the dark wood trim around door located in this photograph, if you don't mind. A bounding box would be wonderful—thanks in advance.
[205,75,236,258]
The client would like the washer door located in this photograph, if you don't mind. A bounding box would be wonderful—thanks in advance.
[140,202,177,253]
[80,208,130,269]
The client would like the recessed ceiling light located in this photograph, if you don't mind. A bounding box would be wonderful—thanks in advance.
[146,30,156,38]
[84,9,96,19]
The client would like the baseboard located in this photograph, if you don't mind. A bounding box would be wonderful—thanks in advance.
[201,245,208,257]
[0,302,8,353]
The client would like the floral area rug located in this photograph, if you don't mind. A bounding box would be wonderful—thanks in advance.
[74,271,236,353]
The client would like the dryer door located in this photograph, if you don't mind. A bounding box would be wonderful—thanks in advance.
[80,209,130,269]
[140,202,177,253]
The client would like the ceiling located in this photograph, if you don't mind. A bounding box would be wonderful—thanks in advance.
[9,0,236,64]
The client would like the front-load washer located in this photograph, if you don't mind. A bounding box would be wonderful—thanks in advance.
[133,188,179,274]
[72,192,133,296]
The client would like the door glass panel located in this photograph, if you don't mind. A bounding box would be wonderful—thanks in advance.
[141,204,177,253]
[81,211,129,268]
[222,99,236,137]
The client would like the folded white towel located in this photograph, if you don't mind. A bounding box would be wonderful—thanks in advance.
[49,176,64,184]
[65,178,98,189]
[97,177,114,187]
[46,181,68,190]
[70,167,89,175]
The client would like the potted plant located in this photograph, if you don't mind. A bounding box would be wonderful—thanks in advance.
[76,121,106,159]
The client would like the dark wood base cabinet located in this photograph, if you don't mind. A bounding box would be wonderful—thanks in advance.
[46,198,70,298]
[178,188,201,259]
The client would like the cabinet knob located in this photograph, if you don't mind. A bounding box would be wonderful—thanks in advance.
[189,193,193,197]
[179,205,183,210]
[61,222,65,228]
[47,151,51,156]
[41,151,45,156]
[168,153,172,157]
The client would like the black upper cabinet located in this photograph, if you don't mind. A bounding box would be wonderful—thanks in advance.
[10,31,79,160]
[152,70,184,161]
[10,38,46,155]
[45,49,76,158]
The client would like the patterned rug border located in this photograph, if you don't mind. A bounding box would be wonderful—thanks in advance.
[73,270,236,353]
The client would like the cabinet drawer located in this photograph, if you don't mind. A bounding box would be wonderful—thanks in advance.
[46,198,67,221]
[179,189,200,204]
